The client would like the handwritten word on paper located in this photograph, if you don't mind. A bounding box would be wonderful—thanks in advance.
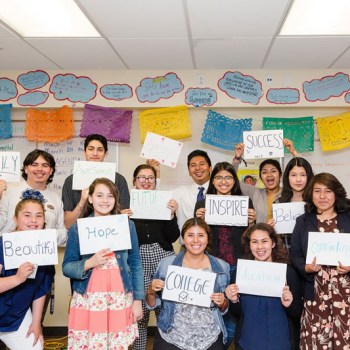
[77,214,131,255]
[0,78,17,101]
[185,88,217,107]
[0,152,20,182]
[273,202,305,234]
[162,265,216,307]
[243,130,284,159]
[266,88,300,104]
[100,84,133,101]
[72,161,116,190]
[236,259,287,298]
[130,189,172,220]
[205,195,249,226]
[17,91,49,106]
[306,232,350,266]
[140,132,183,168]
[17,70,50,90]
[3,229,58,269]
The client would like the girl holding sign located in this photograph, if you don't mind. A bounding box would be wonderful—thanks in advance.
[226,223,302,350]
[146,218,230,350]
[291,173,350,349]
[126,163,180,350]
[62,178,144,350]
[0,191,54,350]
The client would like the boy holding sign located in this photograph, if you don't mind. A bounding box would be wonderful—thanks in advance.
[0,191,54,350]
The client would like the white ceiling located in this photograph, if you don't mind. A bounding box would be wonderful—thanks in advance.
[1,0,350,70]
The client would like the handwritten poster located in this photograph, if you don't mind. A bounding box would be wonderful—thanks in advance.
[263,117,314,153]
[236,259,287,298]
[243,130,284,159]
[17,91,49,106]
[136,72,184,103]
[3,229,58,269]
[316,112,350,151]
[17,70,50,90]
[72,161,116,190]
[205,195,249,226]
[140,132,183,168]
[185,88,217,107]
[50,73,97,103]
[139,105,191,143]
[0,78,17,101]
[266,88,300,104]
[273,202,305,234]
[201,110,252,151]
[306,232,350,266]
[0,152,20,182]
[77,214,131,255]
[303,72,350,102]
[100,84,133,101]
[162,265,216,307]
[218,71,263,105]
[130,189,172,220]
[0,104,12,139]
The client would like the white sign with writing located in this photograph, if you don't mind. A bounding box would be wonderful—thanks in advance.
[2,229,58,269]
[205,195,249,226]
[306,232,350,266]
[273,202,305,234]
[77,214,131,255]
[243,130,284,159]
[140,132,183,168]
[0,152,20,182]
[72,161,116,190]
[130,189,172,220]
[162,265,217,307]
[236,259,287,298]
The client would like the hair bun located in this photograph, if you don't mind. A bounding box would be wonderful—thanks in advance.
[20,189,46,204]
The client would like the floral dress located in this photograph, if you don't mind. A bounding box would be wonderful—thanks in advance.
[300,217,350,349]
[68,255,138,350]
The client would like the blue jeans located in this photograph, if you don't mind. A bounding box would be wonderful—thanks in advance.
[224,265,237,349]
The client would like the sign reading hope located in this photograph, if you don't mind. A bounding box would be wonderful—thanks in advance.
[243,130,284,159]
[77,214,131,255]
[0,151,20,182]
[2,229,58,269]
[205,195,249,226]
[273,202,305,234]
[162,265,216,307]
[130,189,172,220]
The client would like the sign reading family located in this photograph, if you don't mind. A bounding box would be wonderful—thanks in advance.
[162,265,216,307]
[72,161,116,190]
[2,229,58,269]
[130,189,172,220]
[306,232,350,266]
[205,195,249,226]
[243,130,284,159]
[272,202,305,234]
[236,259,287,298]
[77,214,131,255]
[0,152,20,182]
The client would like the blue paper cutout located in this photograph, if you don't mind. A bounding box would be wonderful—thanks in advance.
[136,72,184,103]
[345,92,350,104]
[303,72,350,102]
[0,104,12,139]
[50,74,97,103]
[201,110,252,151]
[218,71,263,105]
[0,78,17,101]
[17,70,50,90]
[185,88,217,107]
[17,91,49,106]
[100,84,133,101]
[266,88,300,104]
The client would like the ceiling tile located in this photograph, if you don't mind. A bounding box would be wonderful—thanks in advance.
[27,38,125,69]
[331,46,350,68]
[0,23,17,38]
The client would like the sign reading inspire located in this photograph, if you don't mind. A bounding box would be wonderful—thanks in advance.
[2,229,58,269]
[162,265,216,307]
[306,232,350,266]
[130,189,172,220]
[77,214,131,255]
[205,195,249,226]
[0,151,21,182]
[243,130,284,159]
[273,202,305,234]
[236,259,287,298]
[72,161,116,190]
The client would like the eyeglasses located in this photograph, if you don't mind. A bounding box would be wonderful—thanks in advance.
[213,175,234,182]
[136,176,156,184]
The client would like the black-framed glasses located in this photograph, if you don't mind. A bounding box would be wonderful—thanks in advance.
[213,175,234,182]
[136,176,156,183]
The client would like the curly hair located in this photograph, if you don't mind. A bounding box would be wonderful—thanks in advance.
[241,223,289,264]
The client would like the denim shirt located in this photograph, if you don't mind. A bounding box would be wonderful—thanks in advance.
[62,217,144,300]
[147,251,230,344]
